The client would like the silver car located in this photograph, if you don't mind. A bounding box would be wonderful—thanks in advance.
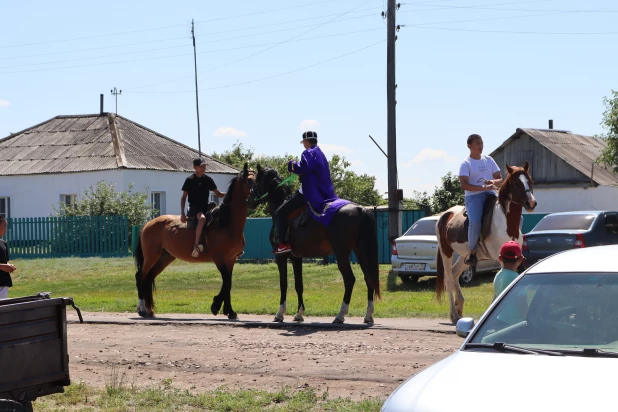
[391,216,500,285]
[382,245,618,412]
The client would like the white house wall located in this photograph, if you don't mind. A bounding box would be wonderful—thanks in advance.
[0,170,236,218]
[530,185,618,213]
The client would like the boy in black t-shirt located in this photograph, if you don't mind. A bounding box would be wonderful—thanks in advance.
[0,216,16,299]
[181,158,226,257]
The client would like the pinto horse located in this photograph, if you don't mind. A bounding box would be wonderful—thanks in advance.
[436,162,537,324]
[134,163,254,319]
[247,165,381,324]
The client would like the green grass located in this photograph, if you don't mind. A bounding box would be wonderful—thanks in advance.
[33,381,384,411]
[9,257,495,318]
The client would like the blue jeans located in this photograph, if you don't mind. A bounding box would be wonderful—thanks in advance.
[465,191,495,251]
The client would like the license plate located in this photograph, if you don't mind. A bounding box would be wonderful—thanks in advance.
[404,263,426,271]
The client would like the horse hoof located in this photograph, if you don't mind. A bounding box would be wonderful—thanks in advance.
[293,315,304,323]
[332,318,344,324]
[227,312,238,320]
[211,297,223,316]
[138,311,148,318]
[273,316,284,322]
[364,317,374,324]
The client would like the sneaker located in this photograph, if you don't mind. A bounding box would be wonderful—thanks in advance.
[464,253,477,266]
[191,244,203,258]
[273,243,292,255]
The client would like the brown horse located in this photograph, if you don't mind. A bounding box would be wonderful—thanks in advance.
[134,163,254,319]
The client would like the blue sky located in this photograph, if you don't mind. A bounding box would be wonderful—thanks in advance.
[1,0,616,198]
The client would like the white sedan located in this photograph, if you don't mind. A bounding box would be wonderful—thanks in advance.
[382,245,618,412]
[391,216,500,285]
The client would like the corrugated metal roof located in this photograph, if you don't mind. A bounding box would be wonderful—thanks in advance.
[491,128,618,187]
[0,114,238,176]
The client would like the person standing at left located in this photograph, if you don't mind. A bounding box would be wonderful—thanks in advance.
[0,216,16,299]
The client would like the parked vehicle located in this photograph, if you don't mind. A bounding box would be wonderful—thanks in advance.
[391,216,500,285]
[382,245,618,412]
[0,293,83,411]
[523,210,618,267]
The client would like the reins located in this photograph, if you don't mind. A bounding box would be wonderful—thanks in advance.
[256,174,297,201]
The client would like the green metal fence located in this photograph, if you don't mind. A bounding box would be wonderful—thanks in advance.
[6,216,130,259]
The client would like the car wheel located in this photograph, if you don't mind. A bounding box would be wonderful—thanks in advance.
[399,274,420,284]
[459,267,474,285]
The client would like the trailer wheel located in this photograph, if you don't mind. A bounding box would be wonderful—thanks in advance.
[0,400,32,412]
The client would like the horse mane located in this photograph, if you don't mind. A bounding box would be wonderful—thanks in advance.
[217,175,239,227]
[261,167,293,200]
[498,167,531,239]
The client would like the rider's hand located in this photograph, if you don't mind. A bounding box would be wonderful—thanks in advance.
[180,214,187,223]
[485,184,497,191]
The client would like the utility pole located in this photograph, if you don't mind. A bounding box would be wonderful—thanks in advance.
[191,19,202,156]
[386,0,401,244]
[110,87,122,114]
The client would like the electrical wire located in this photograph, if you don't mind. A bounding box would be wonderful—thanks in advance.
[0,0,347,49]
[406,26,618,34]
[125,39,386,94]
[125,0,376,92]
[0,27,384,72]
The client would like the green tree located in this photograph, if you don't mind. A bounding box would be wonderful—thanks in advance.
[54,181,153,228]
[431,172,465,214]
[212,142,382,215]
[596,90,618,173]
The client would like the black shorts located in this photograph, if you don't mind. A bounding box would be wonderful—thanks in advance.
[188,204,209,218]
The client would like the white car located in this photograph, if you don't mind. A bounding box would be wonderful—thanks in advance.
[382,245,618,412]
[391,216,500,285]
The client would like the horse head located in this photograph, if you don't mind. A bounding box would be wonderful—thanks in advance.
[223,163,255,206]
[499,160,538,212]
[247,164,289,209]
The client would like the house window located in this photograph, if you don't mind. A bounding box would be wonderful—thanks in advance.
[209,192,221,205]
[0,197,9,218]
[60,194,77,208]
[151,191,166,217]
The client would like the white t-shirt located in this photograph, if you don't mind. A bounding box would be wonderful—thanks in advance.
[459,155,500,197]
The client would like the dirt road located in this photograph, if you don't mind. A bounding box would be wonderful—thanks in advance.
[66,313,461,401]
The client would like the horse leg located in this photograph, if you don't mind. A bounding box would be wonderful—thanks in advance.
[274,255,288,322]
[452,257,467,319]
[212,258,237,319]
[137,251,176,318]
[354,248,375,324]
[333,253,355,324]
[291,257,305,322]
[440,252,459,325]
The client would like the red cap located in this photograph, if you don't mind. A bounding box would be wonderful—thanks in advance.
[500,241,523,259]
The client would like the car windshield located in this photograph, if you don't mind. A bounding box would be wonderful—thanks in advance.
[403,220,436,236]
[469,273,618,351]
[532,214,596,231]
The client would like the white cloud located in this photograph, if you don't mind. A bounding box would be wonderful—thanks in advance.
[319,143,352,154]
[403,148,457,167]
[0,100,10,108]
[213,127,247,138]
[298,119,320,130]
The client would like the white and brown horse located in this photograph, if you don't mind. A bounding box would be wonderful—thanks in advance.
[435,162,537,324]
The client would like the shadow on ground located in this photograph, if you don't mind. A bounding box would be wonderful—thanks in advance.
[386,270,496,292]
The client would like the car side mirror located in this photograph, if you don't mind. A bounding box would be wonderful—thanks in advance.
[456,317,475,338]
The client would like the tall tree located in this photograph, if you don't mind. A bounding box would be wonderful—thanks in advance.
[596,90,618,172]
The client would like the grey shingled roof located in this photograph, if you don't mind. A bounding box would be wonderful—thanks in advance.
[491,128,618,187]
[0,114,238,176]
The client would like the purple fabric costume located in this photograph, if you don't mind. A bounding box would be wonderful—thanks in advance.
[288,145,350,226]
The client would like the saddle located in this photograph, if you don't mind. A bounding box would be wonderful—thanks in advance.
[448,194,498,244]
[288,206,311,231]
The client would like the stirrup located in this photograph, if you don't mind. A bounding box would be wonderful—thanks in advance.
[191,244,203,258]
[464,254,477,266]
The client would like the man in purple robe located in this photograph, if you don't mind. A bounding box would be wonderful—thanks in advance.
[273,131,350,255]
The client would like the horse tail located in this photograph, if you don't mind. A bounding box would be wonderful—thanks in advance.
[134,232,144,274]
[359,208,381,300]
[436,250,445,302]
[435,211,454,303]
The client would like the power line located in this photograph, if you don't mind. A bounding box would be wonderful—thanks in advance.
[0,0,347,49]
[125,39,386,94]
[406,26,618,35]
[0,28,385,74]
[125,0,376,92]
[0,9,379,61]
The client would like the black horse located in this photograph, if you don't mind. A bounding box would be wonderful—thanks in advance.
[247,165,381,324]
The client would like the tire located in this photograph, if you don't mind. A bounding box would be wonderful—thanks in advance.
[0,400,32,412]
[399,274,420,284]
[459,267,475,285]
